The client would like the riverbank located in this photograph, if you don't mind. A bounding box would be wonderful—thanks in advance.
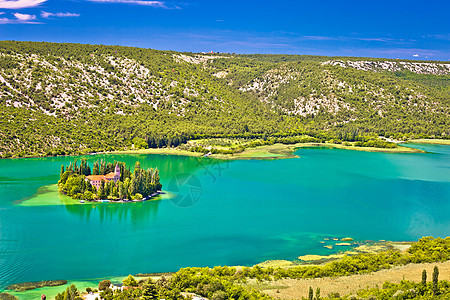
[6,247,448,300]
[202,142,424,159]
[114,142,424,161]
[6,259,449,300]
[407,139,450,145]
[2,138,438,161]
[291,142,424,154]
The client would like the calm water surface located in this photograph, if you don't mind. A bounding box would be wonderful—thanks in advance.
[0,144,449,288]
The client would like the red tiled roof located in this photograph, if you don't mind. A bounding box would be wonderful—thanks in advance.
[105,172,116,178]
[86,175,106,181]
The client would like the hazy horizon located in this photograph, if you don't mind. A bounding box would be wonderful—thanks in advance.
[0,0,449,61]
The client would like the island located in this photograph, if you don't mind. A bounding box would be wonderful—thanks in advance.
[58,158,162,202]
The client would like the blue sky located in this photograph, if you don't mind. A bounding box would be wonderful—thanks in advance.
[0,0,449,60]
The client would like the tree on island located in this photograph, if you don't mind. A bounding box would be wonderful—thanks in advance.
[98,280,112,291]
[55,284,82,300]
[123,275,138,288]
[142,279,158,300]
[58,158,162,201]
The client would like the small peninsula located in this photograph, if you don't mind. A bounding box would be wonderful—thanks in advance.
[117,136,424,161]
[58,159,162,202]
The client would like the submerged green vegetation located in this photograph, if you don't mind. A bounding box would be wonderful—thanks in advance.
[0,41,449,158]
[58,158,162,200]
[0,293,18,300]
[5,280,67,292]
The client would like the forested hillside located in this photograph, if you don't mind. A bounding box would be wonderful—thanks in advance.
[0,41,448,158]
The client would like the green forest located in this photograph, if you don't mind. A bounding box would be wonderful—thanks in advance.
[58,158,162,200]
[0,41,449,158]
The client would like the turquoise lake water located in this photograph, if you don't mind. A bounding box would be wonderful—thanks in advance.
[0,144,449,289]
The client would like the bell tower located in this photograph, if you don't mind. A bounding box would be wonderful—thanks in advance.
[114,164,120,182]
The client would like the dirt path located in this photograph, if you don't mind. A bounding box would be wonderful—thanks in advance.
[263,261,450,299]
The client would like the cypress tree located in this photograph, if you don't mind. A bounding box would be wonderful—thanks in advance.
[100,160,106,175]
[98,180,106,199]
[118,182,124,199]
[92,162,99,175]
[134,161,141,176]
[422,269,427,286]
[308,287,313,300]
[433,266,439,296]
[142,279,158,299]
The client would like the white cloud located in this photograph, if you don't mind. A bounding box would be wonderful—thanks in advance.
[413,54,419,57]
[0,12,40,23]
[87,0,167,7]
[13,12,35,20]
[357,37,396,42]
[41,11,80,18]
[0,17,13,23]
[426,34,450,41]
[301,35,337,41]
[0,0,46,9]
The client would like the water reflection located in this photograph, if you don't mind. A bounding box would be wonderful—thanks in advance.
[60,192,162,225]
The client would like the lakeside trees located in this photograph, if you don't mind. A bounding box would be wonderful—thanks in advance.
[55,284,82,300]
[58,158,162,201]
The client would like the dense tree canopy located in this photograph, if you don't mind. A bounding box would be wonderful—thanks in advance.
[58,158,162,200]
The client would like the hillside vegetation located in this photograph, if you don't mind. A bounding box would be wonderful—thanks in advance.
[0,41,449,158]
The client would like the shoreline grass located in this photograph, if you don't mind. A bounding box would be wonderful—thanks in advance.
[407,138,450,145]
[113,147,203,157]
[295,142,425,153]
[113,141,425,161]
[209,142,425,160]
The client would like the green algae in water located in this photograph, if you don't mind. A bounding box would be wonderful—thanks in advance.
[6,279,108,300]
[4,276,151,300]
[16,184,78,206]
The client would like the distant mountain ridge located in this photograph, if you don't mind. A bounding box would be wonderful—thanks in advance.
[0,41,448,157]
[322,59,450,75]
